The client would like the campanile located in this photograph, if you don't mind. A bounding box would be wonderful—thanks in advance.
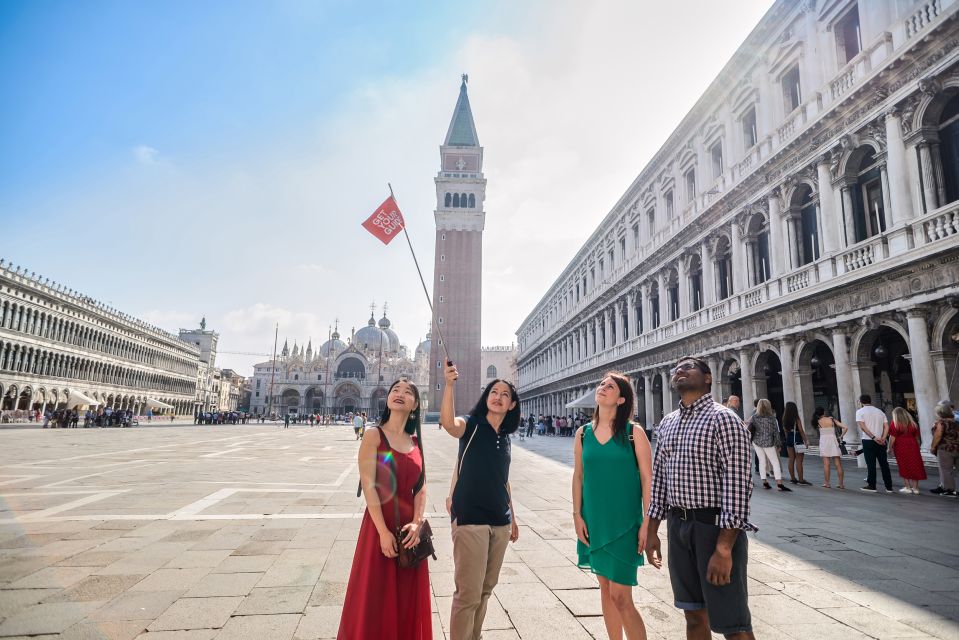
[428,75,486,415]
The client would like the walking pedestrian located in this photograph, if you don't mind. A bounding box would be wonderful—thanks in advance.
[645,357,756,640]
[888,407,926,495]
[353,412,365,439]
[284,413,290,429]
[930,401,959,497]
[440,363,521,640]
[781,402,811,485]
[813,407,846,489]
[857,395,893,493]
[337,378,431,639]
[573,372,658,639]
[746,400,790,492]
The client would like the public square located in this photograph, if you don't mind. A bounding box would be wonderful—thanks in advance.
[0,423,957,640]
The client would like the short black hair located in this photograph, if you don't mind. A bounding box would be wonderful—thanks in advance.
[859,394,872,405]
[676,356,710,375]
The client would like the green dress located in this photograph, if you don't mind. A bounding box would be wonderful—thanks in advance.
[576,422,644,585]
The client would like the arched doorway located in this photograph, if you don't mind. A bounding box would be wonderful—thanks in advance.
[796,339,838,444]
[304,387,324,413]
[17,387,31,410]
[281,388,301,414]
[2,385,17,410]
[335,383,362,414]
[937,92,959,204]
[370,387,388,415]
[856,325,913,419]
[754,350,784,420]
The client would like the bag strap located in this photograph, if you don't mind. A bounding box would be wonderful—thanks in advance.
[374,428,402,532]
[580,422,641,471]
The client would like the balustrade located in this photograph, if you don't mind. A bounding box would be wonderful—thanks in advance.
[905,0,943,38]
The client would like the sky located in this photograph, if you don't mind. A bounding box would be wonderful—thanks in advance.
[0,0,773,375]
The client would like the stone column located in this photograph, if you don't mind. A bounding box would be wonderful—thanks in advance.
[816,159,840,254]
[779,338,797,408]
[738,349,754,417]
[767,191,785,276]
[841,186,857,247]
[603,308,612,350]
[831,326,859,444]
[906,308,939,451]
[932,143,947,206]
[884,110,914,225]
[701,241,715,306]
[707,356,722,402]
[615,301,625,344]
[641,283,652,334]
[744,239,756,287]
[678,258,690,317]
[644,373,655,431]
[662,368,675,415]
[627,291,637,340]
[786,215,801,268]
[918,143,939,213]
[730,218,745,294]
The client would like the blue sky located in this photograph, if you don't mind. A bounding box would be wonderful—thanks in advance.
[0,0,772,373]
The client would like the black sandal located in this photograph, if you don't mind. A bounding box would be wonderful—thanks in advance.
[763,481,771,490]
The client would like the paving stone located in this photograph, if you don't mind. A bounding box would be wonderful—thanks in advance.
[59,620,147,640]
[88,590,183,622]
[8,565,95,589]
[0,601,104,636]
[164,549,233,569]
[147,596,243,631]
[128,569,211,592]
[306,580,346,607]
[0,588,60,619]
[211,554,277,574]
[532,565,598,590]
[294,605,341,639]
[213,613,300,639]
[232,541,288,556]
[255,562,322,587]
[234,586,312,615]
[45,574,146,602]
[184,572,262,597]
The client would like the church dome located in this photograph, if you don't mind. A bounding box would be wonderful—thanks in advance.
[355,315,388,351]
[415,330,432,359]
[379,313,401,352]
[319,329,347,357]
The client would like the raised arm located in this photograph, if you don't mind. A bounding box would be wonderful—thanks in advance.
[439,363,467,438]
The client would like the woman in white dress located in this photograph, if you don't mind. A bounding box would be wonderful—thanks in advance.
[813,407,847,489]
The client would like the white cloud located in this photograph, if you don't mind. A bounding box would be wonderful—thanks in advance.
[132,145,160,165]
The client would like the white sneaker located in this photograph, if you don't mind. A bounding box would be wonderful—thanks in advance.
[911,488,920,495]
[899,487,912,494]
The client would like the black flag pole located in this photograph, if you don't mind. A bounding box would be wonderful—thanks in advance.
[389,183,453,366]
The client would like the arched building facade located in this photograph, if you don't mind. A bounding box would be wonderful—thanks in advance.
[516,0,959,453]
[0,261,199,418]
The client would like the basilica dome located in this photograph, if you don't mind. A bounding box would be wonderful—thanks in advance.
[378,314,401,353]
[415,330,432,359]
[319,329,347,357]
[355,315,388,351]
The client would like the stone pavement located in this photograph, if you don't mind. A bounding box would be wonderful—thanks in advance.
[0,424,955,639]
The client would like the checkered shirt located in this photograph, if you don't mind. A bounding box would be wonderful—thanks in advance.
[647,392,757,532]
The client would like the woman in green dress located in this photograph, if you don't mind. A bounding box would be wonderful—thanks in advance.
[573,372,659,640]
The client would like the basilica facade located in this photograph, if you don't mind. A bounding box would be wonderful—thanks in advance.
[248,310,431,416]
[516,0,959,453]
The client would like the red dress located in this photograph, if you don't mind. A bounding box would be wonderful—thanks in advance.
[890,422,927,480]
[337,434,431,640]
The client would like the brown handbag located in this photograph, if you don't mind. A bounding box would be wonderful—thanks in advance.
[379,428,436,569]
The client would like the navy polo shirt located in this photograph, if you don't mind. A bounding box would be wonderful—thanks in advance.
[451,414,512,526]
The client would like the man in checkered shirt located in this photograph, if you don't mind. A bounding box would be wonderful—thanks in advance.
[644,356,756,639]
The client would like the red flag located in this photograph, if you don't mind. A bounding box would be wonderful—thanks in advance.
[361,196,406,245]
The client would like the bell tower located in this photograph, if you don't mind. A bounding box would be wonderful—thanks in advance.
[429,75,486,414]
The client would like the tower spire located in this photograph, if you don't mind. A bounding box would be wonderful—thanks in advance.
[444,74,479,147]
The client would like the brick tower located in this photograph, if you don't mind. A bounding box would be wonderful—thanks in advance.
[428,75,485,416]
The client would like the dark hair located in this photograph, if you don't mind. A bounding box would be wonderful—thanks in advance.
[379,377,425,494]
[810,405,825,428]
[676,356,710,375]
[859,394,872,405]
[591,372,636,444]
[469,379,522,435]
[782,401,800,431]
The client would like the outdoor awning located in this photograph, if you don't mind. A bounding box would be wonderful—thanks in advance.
[66,389,100,409]
[146,397,174,409]
[565,390,597,409]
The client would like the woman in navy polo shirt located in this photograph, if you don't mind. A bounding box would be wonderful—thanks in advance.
[441,363,521,640]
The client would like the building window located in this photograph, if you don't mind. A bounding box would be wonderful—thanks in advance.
[684,168,696,202]
[255,391,260,397]
[445,193,452,207]
[439,295,444,302]
[486,365,497,378]
[438,317,444,324]
[439,275,445,282]
[631,223,639,250]
[453,193,460,207]
[836,6,861,65]
[441,255,445,261]
[647,209,656,235]
[742,107,757,149]
[782,65,802,113]
[710,141,724,180]
[294,374,298,380]
[468,194,476,208]
[665,190,674,216]
[317,375,322,380]
[608,249,615,269]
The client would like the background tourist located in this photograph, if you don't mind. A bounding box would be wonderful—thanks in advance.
[645,357,756,640]
[888,407,926,495]
[440,363,521,640]
[573,372,656,640]
[338,378,431,639]
[813,407,846,489]
[747,400,790,492]
[780,402,810,485]
[930,401,959,498]
[857,395,893,493]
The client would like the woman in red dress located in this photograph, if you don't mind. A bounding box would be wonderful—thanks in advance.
[888,407,927,495]
[338,378,431,640]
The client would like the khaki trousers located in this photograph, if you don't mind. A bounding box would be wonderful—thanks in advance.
[450,523,511,640]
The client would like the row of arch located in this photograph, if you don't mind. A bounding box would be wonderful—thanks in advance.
[443,192,476,208]
[0,299,196,376]
[525,307,959,452]
[0,382,190,415]
[0,339,195,396]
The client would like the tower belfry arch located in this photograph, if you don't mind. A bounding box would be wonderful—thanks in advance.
[429,75,486,414]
